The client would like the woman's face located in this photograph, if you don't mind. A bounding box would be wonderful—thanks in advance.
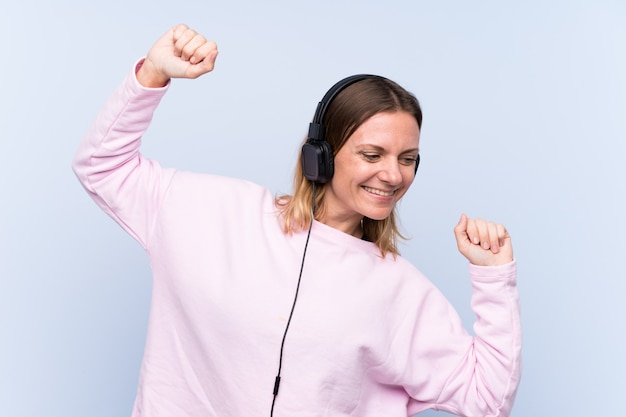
[322,111,420,236]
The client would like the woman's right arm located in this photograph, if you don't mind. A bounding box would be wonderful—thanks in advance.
[72,24,218,247]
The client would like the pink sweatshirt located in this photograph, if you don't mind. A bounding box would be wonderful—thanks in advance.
[73,63,521,417]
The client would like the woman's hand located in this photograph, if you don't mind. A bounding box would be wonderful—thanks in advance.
[454,214,514,266]
[137,24,219,88]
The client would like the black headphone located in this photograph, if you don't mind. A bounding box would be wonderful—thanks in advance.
[301,74,420,184]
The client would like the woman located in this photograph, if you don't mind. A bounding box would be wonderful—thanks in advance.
[73,24,521,417]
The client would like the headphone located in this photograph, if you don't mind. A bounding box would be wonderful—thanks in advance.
[301,74,420,184]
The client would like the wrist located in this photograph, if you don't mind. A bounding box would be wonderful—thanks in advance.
[136,58,170,88]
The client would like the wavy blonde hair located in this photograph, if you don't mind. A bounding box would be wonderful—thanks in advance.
[276,76,422,257]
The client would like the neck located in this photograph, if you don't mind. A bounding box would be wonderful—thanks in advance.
[317,214,364,239]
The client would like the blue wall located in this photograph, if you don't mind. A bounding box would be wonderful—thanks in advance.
[1,1,625,416]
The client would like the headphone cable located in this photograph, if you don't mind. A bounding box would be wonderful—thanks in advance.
[270,182,316,416]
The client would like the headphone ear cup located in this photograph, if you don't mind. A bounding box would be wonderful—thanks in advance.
[302,140,334,183]
[320,141,334,181]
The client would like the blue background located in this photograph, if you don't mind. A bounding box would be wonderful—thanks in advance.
[1,1,625,416]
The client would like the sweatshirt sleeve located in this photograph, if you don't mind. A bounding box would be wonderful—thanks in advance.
[72,60,173,249]
[399,261,522,417]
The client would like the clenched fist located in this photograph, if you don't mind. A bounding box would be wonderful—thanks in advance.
[454,214,514,266]
[137,24,219,88]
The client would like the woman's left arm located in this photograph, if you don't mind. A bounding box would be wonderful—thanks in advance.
[401,214,521,417]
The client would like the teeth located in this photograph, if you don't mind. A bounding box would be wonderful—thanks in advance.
[363,186,395,196]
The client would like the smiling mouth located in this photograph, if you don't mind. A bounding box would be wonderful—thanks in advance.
[362,186,396,197]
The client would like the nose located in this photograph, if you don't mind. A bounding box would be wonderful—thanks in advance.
[378,158,403,186]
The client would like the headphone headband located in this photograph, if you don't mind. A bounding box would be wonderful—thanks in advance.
[308,74,378,141]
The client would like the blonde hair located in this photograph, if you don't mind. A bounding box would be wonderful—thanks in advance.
[276,77,422,257]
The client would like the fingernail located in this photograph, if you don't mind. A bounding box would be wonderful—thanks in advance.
[482,241,490,249]
[473,236,480,244]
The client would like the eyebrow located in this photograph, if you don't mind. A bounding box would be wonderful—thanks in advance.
[358,144,420,154]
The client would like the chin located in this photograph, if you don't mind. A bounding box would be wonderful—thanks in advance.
[362,210,394,221]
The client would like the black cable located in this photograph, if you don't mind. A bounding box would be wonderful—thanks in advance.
[270,183,316,417]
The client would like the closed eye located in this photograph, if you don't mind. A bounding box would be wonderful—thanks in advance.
[360,152,381,162]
